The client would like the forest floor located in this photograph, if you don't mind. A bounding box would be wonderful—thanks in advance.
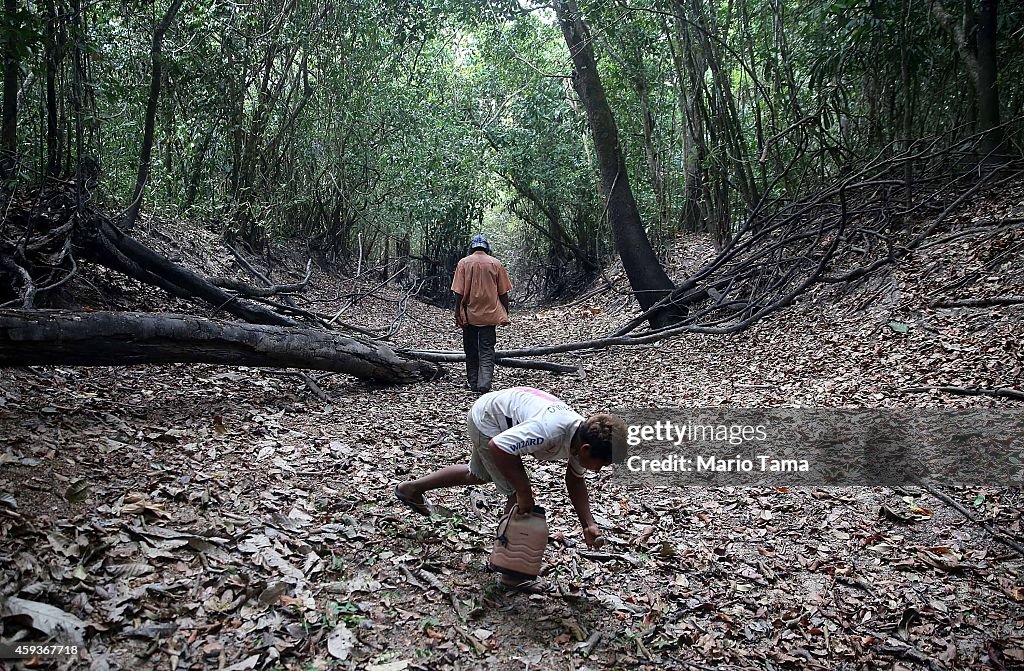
[1,188,1024,671]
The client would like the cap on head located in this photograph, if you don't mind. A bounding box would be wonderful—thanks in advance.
[470,234,490,252]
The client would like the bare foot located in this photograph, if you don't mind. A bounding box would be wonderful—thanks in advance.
[394,483,432,516]
[396,482,422,503]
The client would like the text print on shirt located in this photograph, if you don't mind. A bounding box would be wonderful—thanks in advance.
[508,437,545,453]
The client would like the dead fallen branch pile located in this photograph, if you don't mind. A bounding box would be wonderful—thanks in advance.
[0,181,569,381]
[404,140,1022,363]
[1,137,1021,383]
[0,183,450,383]
[616,140,1023,339]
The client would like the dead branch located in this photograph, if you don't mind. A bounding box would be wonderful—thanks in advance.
[225,242,277,289]
[380,277,425,340]
[210,259,313,297]
[602,134,1023,340]
[0,256,35,308]
[409,350,580,374]
[868,633,946,671]
[919,483,1024,557]
[0,183,302,326]
[87,218,297,326]
[32,251,79,296]
[929,296,1024,308]
[497,357,578,374]
[916,218,1024,249]
[261,369,332,401]
[327,265,407,324]
[901,386,1024,402]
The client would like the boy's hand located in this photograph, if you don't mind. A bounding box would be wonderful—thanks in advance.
[515,492,535,515]
[583,524,604,549]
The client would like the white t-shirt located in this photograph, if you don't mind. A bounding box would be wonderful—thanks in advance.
[470,387,585,476]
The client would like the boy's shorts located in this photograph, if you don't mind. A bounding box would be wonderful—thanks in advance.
[467,417,516,497]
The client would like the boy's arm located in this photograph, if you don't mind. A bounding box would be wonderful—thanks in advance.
[489,441,534,512]
[566,469,602,548]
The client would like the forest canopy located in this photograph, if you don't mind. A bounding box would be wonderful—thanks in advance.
[1,0,1022,304]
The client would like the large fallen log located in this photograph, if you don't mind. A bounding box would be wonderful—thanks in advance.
[0,310,443,384]
[0,188,577,379]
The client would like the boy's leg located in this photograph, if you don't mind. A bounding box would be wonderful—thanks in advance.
[397,464,486,505]
[397,418,502,507]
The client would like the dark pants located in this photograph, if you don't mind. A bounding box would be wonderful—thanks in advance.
[463,325,497,392]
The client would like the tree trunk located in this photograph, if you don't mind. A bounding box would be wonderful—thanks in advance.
[1,0,20,176]
[974,0,1003,155]
[554,0,677,326]
[182,122,217,209]
[43,0,62,179]
[80,216,297,327]
[125,0,185,229]
[699,0,758,219]
[901,1,915,209]
[636,75,670,237]
[0,310,443,383]
[931,0,1006,158]
[69,0,85,181]
[664,16,705,234]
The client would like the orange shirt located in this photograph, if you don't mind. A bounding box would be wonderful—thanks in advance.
[451,251,512,326]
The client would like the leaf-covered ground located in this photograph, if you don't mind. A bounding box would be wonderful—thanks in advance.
[1,193,1023,670]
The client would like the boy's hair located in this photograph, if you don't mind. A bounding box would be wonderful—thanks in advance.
[580,413,627,463]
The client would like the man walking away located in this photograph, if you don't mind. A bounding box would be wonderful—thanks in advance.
[452,234,512,393]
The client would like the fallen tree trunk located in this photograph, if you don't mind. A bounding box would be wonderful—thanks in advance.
[0,310,443,384]
[408,350,580,374]
[2,181,300,327]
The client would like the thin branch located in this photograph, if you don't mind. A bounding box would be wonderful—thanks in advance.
[1,257,36,308]
[902,386,1024,402]
[920,483,1024,557]
[929,296,1024,308]
[210,259,313,297]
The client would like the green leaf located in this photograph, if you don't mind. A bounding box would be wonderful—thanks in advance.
[887,321,909,334]
[973,494,986,506]
[65,479,90,503]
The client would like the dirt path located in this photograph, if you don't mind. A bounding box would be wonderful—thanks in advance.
[1,226,1023,670]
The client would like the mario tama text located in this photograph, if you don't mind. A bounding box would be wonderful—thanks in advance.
[611,409,1024,487]
[628,452,809,474]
